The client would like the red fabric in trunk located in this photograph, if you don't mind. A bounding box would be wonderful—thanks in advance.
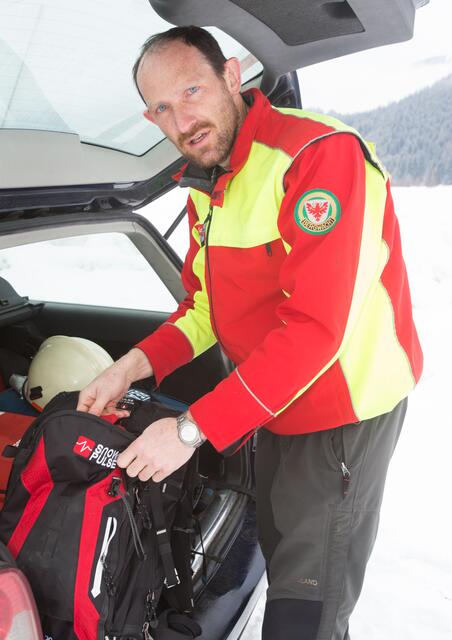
[0,412,35,510]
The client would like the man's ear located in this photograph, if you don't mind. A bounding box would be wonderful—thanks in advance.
[223,57,242,95]
[143,109,155,123]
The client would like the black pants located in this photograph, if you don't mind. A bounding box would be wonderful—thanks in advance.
[255,399,407,640]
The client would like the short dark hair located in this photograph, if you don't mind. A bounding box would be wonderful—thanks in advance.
[132,26,227,103]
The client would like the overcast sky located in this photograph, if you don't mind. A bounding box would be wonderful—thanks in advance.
[298,0,452,114]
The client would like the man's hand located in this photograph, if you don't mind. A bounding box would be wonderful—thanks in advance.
[77,348,153,416]
[116,416,196,482]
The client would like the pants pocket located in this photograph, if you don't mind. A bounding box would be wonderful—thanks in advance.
[321,421,367,473]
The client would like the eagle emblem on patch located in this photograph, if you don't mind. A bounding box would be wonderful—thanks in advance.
[294,189,341,234]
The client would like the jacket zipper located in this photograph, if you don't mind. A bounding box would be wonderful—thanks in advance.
[204,167,229,357]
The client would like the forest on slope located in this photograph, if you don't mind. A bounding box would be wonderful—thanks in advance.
[332,74,452,185]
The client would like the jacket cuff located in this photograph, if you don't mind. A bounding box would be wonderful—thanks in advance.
[136,323,194,385]
[189,369,272,453]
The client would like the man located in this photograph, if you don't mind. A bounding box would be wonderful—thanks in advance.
[78,26,423,640]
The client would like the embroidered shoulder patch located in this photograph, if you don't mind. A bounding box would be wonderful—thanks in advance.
[294,189,341,235]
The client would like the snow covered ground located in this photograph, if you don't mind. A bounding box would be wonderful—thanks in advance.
[0,185,451,638]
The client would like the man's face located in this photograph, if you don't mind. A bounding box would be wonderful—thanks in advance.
[137,41,243,169]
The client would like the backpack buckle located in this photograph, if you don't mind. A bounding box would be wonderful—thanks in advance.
[164,568,180,589]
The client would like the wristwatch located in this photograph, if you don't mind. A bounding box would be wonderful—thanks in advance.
[176,413,205,448]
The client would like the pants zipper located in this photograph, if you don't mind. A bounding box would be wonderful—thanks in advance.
[340,429,351,498]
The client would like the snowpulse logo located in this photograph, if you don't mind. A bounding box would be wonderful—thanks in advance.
[73,436,119,469]
[294,189,341,235]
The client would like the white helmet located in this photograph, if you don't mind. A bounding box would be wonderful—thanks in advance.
[24,335,114,411]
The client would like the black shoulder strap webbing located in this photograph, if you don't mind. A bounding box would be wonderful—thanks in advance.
[163,452,200,613]
[149,481,180,589]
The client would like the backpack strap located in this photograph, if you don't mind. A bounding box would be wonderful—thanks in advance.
[148,482,180,588]
[163,452,200,613]
[152,610,201,639]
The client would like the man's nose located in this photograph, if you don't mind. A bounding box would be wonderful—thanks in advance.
[173,107,198,135]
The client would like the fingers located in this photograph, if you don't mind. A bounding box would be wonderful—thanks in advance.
[116,419,195,485]
[87,395,112,417]
[77,385,108,415]
[77,364,130,415]
[124,457,146,478]
[76,389,94,412]
[117,440,164,482]
[139,466,156,482]
[117,442,139,470]
[78,382,120,417]
[76,399,92,412]
[150,469,167,483]
[117,451,161,482]
[104,402,130,418]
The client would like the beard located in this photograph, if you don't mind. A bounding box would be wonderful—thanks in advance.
[176,92,241,169]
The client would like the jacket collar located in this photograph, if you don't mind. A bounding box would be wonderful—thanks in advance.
[172,88,269,206]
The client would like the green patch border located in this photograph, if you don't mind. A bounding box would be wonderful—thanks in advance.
[294,189,341,235]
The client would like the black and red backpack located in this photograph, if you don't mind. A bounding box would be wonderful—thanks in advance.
[0,390,202,640]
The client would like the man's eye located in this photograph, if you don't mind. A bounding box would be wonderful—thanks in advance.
[156,104,167,114]
[188,86,199,95]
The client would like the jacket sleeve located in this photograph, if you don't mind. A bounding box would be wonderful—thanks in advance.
[136,194,217,384]
[189,133,385,452]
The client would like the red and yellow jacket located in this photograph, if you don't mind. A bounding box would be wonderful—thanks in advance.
[137,88,423,453]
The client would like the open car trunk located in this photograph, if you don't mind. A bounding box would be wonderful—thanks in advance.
[0,215,264,638]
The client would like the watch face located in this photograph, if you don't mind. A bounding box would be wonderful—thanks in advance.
[181,422,198,443]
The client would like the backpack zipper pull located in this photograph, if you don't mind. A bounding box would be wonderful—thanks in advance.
[113,485,147,560]
[107,476,121,497]
[134,486,152,529]
[144,590,159,630]
[142,621,153,640]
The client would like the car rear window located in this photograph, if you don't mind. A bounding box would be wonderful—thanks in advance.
[0,0,262,156]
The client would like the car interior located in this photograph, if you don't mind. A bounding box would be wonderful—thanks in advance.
[0,214,260,634]
[0,271,252,538]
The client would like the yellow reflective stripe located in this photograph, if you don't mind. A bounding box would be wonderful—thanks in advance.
[281,239,291,254]
[274,161,391,417]
[339,280,416,419]
[173,240,217,358]
[281,240,292,301]
[189,189,210,225]
[274,106,387,178]
[190,142,291,248]
[341,163,387,345]
[339,163,415,416]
